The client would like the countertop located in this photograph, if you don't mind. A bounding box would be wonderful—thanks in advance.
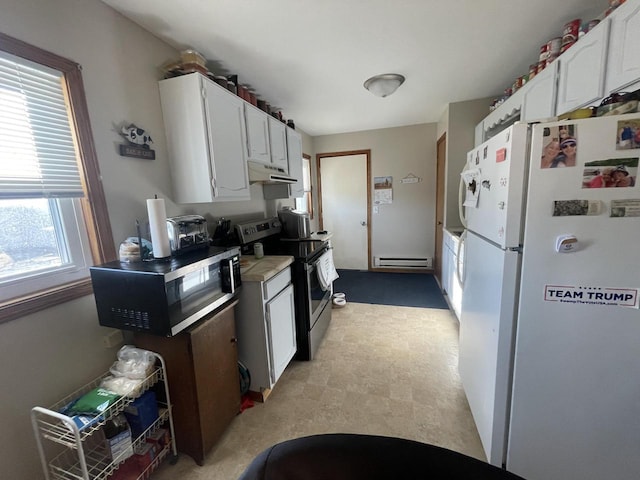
[239,255,294,282]
[444,227,464,237]
[309,231,333,242]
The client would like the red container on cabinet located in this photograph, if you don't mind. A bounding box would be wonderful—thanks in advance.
[562,19,581,50]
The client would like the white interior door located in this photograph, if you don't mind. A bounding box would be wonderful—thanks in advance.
[320,154,368,270]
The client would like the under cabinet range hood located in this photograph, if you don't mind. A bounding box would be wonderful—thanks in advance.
[247,161,297,184]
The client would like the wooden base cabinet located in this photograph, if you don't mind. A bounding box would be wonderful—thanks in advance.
[134,300,240,466]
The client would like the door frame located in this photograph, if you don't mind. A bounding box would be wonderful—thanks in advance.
[435,133,447,287]
[316,149,372,270]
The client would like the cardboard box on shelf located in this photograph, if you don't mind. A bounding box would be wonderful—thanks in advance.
[124,390,159,438]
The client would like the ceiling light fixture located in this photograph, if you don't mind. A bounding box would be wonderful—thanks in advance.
[363,73,405,98]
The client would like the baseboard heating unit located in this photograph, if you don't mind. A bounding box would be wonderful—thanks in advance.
[374,256,432,268]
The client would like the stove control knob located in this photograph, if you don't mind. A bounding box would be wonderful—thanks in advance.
[244,228,251,235]
[272,220,281,228]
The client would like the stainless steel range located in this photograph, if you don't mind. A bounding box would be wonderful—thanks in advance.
[236,217,332,360]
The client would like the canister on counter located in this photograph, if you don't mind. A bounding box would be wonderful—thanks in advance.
[254,242,264,259]
[513,76,524,92]
[579,19,600,37]
[547,37,562,57]
[561,19,581,51]
[539,43,549,62]
[237,84,249,101]
[545,37,561,66]
[213,76,228,89]
[226,75,238,94]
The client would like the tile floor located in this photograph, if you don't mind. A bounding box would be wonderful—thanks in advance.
[152,302,485,479]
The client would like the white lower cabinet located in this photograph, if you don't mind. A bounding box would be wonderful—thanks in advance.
[265,283,296,382]
[236,267,296,399]
[442,230,463,321]
[158,73,250,203]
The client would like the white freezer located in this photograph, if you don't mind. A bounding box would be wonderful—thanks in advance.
[462,123,529,249]
[458,230,520,466]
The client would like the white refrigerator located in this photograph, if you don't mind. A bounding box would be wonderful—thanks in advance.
[458,113,640,480]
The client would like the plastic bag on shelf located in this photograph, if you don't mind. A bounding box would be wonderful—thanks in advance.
[110,345,156,380]
[58,399,104,431]
[101,375,145,397]
[65,387,121,416]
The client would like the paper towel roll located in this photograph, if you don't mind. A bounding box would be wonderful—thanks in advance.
[146,198,171,258]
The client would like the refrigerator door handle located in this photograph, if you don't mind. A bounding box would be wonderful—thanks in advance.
[458,174,467,228]
[456,229,467,287]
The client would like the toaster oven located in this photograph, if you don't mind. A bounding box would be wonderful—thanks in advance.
[166,215,209,254]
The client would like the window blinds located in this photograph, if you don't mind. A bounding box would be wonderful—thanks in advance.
[0,51,84,198]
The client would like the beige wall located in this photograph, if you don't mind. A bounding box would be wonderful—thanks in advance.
[313,124,437,264]
[438,98,492,230]
[0,0,284,477]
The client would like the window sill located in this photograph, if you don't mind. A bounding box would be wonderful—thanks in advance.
[0,278,94,324]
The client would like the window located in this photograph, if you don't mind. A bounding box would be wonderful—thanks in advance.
[0,32,115,323]
[294,154,314,219]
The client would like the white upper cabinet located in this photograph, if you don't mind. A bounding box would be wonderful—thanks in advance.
[286,128,304,198]
[556,19,610,115]
[268,116,289,171]
[521,61,558,122]
[605,0,640,93]
[244,104,271,165]
[158,73,250,203]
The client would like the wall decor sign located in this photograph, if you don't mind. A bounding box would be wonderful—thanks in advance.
[118,124,155,159]
[373,176,393,205]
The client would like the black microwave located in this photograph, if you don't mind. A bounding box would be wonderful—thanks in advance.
[90,246,241,336]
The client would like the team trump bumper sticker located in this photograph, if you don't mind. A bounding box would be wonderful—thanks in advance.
[544,285,639,308]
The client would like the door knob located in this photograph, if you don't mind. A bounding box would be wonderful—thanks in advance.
[361,221,367,226]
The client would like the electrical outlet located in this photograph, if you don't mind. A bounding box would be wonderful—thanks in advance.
[103,329,124,348]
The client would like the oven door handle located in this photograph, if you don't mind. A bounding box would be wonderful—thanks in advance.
[304,247,329,271]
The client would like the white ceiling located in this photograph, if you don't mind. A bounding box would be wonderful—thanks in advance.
[101,0,605,136]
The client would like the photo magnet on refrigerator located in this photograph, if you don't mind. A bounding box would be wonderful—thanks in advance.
[552,200,601,216]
